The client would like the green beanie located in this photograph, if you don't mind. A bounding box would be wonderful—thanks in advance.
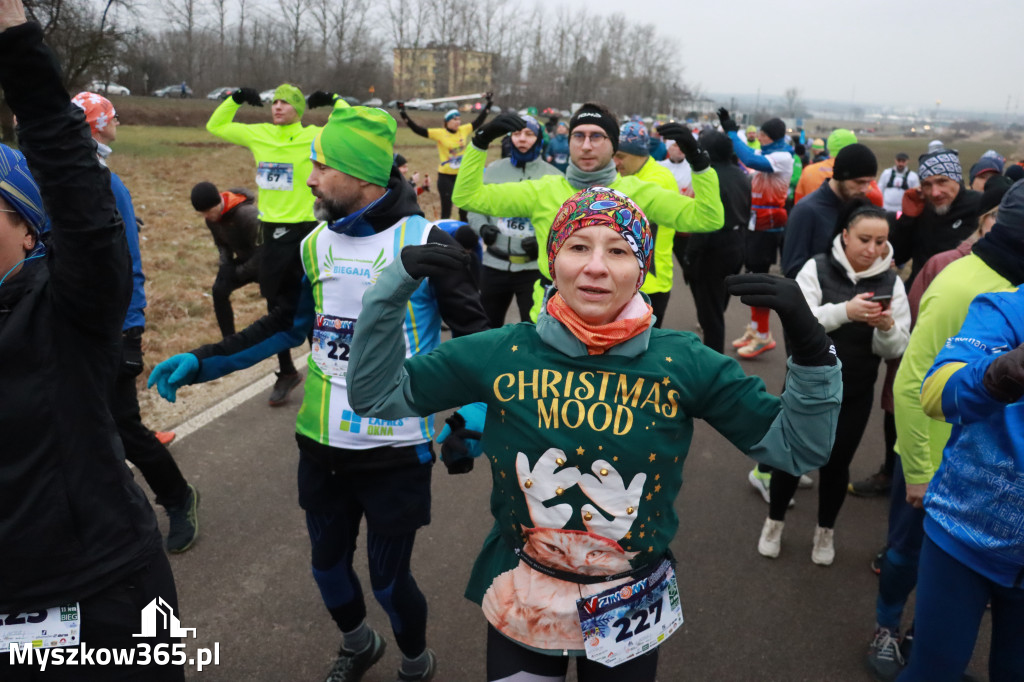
[311,106,396,187]
[273,83,305,118]
[826,128,857,157]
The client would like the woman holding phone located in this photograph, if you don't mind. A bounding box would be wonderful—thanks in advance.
[758,198,911,565]
[346,186,842,681]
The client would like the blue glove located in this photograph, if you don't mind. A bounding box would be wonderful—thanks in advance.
[437,402,486,474]
[147,353,200,403]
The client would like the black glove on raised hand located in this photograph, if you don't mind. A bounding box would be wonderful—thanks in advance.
[656,122,710,172]
[479,224,500,246]
[471,112,525,150]
[521,236,539,260]
[401,243,470,280]
[306,90,336,109]
[484,91,494,107]
[396,101,409,119]
[726,274,836,366]
[438,411,484,475]
[983,343,1024,403]
[232,87,263,107]
[717,107,738,133]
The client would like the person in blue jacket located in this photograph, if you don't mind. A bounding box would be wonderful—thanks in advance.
[545,121,570,173]
[911,266,1024,681]
[72,91,199,553]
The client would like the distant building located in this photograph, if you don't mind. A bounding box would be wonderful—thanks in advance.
[393,45,494,100]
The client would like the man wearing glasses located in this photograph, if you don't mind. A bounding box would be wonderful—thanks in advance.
[453,102,725,321]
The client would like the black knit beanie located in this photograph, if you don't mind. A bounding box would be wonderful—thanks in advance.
[190,181,221,211]
[833,144,878,181]
[760,118,786,142]
[569,103,620,152]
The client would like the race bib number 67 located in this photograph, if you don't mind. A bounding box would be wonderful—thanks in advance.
[256,162,294,191]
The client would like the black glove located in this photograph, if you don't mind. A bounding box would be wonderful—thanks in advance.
[726,274,836,366]
[717,107,738,133]
[306,90,336,109]
[453,223,480,251]
[397,101,409,119]
[480,224,500,246]
[983,343,1024,403]
[521,236,539,260]
[439,411,484,475]
[232,87,263,107]
[401,243,470,279]
[656,122,710,173]
[471,112,525,150]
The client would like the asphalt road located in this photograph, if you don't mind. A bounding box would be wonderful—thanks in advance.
[155,275,993,682]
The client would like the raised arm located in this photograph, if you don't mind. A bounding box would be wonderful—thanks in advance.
[0,17,127,336]
[397,103,429,138]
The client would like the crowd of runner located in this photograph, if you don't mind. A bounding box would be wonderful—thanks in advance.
[0,2,1022,679]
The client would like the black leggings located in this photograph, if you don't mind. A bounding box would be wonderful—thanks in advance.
[486,625,659,682]
[436,173,467,221]
[769,360,879,526]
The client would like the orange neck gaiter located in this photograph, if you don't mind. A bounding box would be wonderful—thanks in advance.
[546,292,652,355]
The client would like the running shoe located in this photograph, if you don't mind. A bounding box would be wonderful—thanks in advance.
[325,630,386,682]
[757,518,784,558]
[737,332,776,359]
[870,546,887,575]
[747,467,772,503]
[268,370,301,407]
[747,467,795,508]
[798,473,813,488]
[811,526,835,566]
[155,430,176,446]
[849,471,892,497]
[865,627,904,682]
[397,648,437,681]
[165,483,199,554]
[731,325,757,349]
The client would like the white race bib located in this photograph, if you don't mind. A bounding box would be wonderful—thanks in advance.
[576,560,683,667]
[0,603,80,649]
[256,162,294,191]
[311,314,355,377]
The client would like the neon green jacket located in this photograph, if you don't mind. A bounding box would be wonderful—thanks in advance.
[893,253,1013,484]
[633,158,682,296]
[207,98,344,224]
[452,145,724,287]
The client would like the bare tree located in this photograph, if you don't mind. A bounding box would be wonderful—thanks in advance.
[277,0,310,82]
[784,87,802,117]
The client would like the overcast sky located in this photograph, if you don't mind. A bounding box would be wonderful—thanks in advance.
[561,0,1023,115]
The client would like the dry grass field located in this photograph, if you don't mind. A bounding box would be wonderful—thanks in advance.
[100,97,1021,429]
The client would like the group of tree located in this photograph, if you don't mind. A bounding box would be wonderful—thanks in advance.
[33,0,693,116]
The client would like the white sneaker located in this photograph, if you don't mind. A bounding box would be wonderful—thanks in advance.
[747,468,795,507]
[758,518,784,558]
[798,474,813,488]
[811,526,835,565]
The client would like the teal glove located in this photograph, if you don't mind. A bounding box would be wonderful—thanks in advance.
[437,402,487,474]
[147,353,200,403]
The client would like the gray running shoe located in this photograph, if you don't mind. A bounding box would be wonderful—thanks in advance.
[325,630,386,682]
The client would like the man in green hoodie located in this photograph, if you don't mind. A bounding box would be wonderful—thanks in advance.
[453,104,724,321]
[206,84,342,405]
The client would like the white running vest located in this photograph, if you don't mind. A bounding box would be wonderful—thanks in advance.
[296,215,438,449]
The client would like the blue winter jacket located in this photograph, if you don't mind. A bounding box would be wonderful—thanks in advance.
[921,289,1024,588]
[111,171,146,330]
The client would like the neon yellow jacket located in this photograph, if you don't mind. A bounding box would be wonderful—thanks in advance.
[452,145,724,285]
[893,253,1013,484]
[633,158,682,296]
[207,98,345,224]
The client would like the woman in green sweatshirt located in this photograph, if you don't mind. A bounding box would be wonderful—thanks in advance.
[347,186,841,681]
